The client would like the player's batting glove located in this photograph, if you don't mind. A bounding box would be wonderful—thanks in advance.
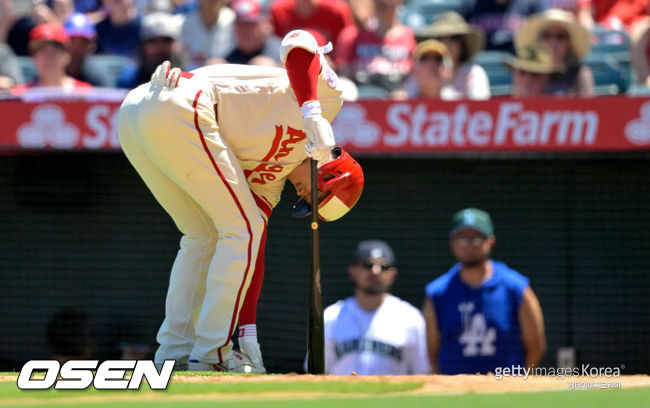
[151,60,181,89]
[301,101,334,166]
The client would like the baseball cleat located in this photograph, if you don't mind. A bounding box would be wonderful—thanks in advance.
[238,337,267,374]
[188,350,265,373]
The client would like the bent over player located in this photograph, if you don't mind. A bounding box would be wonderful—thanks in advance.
[117,30,364,373]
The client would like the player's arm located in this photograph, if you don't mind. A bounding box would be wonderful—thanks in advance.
[422,297,441,374]
[518,287,546,368]
[280,30,334,165]
[409,311,433,374]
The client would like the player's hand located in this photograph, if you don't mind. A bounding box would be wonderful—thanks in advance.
[302,114,334,166]
[151,61,181,88]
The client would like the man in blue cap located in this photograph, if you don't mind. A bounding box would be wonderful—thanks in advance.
[424,208,546,374]
[323,240,430,375]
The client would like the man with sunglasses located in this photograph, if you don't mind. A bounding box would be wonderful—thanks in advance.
[323,240,430,375]
[423,208,546,374]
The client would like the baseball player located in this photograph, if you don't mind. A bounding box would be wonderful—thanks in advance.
[323,240,431,375]
[117,30,364,373]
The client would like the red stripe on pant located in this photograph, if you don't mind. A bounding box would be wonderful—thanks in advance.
[239,190,272,326]
[192,89,254,363]
[238,218,267,326]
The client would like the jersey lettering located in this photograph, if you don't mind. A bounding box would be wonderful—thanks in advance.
[334,338,403,361]
[458,302,497,357]
[244,126,306,185]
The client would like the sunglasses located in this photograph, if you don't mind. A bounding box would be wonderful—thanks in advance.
[419,54,443,63]
[452,236,486,246]
[437,35,463,42]
[541,31,568,41]
[360,261,392,271]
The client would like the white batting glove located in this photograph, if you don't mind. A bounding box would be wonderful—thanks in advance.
[301,101,334,166]
[151,61,181,88]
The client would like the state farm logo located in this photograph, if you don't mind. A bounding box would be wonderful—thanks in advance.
[624,101,650,145]
[17,105,80,148]
[332,104,381,147]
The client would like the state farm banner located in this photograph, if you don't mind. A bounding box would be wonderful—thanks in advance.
[332,97,650,152]
[1,96,649,153]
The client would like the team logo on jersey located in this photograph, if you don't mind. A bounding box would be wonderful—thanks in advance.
[458,302,497,357]
[244,125,306,185]
[322,63,338,89]
[334,338,403,361]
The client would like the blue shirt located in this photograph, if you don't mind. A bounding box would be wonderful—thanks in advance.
[95,17,141,59]
[425,260,529,374]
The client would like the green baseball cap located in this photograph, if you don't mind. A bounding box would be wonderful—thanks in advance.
[450,208,494,237]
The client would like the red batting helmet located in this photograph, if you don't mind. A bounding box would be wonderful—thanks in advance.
[292,147,364,222]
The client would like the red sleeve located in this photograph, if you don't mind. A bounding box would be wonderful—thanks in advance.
[284,48,320,106]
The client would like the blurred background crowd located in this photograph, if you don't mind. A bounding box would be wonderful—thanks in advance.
[1,0,649,98]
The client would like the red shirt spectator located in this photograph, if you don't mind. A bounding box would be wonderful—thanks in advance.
[336,24,415,91]
[11,22,91,96]
[579,0,649,31]
[270,0,354,44]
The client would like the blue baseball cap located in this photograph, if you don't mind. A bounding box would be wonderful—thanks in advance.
[354,240,395,266]
[64,13,96,40]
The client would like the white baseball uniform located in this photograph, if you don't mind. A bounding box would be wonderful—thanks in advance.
[324,295,431,375]
[117,63,342,365]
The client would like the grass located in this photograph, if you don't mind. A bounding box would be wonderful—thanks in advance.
[1,372,648,408]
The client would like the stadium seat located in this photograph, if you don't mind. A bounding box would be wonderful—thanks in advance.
[473,50,512,95]
[85,55,135,88]
[16,56,37,83]
[356,84,391,100]
[583,52,629,94]
[401,0,462,30]
[626,83,650,96]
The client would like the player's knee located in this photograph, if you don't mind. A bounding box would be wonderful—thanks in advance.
[180,232,218,250]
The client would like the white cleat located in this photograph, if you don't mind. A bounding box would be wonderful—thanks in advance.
[239,337,267,374]
[188,350,265,373]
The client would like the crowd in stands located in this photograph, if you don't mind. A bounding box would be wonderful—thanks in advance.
[1,0,649,98]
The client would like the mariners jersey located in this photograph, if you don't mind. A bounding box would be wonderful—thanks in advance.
[188,64,344,209]
[324,295,431,375]
[425,260,529,374]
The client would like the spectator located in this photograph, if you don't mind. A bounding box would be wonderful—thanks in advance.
[225,0,282,66]
[516,9,594,96]
[270,0,354,46]
[335,0,415,92]
[46,308,95,365]
[64,12,108,87]
[459,0,547,52]
[630,15,650,86]
[11,22,92,94]
[393,40,453,100]
[416,12,490,100]
[118,12,184,88]
[578,0,649,32]
[179,0,234,69]
[95,0,142,59]
[0,43,24,90]
[424,208,546,374]
[324,240,430,375]
[504,42,563,97]
[3,0,62,55]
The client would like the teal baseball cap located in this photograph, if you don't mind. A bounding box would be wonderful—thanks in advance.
[450,208,494,237]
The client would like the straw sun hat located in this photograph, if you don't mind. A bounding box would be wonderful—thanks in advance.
[415,12,485,63]
[515,8,591,59]
[504,43,565,74]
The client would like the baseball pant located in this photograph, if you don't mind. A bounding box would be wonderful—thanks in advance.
[117,80,265,364]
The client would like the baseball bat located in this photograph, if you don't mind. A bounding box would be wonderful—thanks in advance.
[307,159,325,374]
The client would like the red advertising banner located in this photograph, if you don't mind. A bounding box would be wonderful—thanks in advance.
[1,96,649,153]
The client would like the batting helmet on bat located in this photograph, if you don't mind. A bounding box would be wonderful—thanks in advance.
[292,147,364,221]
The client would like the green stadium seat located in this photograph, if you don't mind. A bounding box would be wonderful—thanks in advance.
[583,52,629,94]
[626,83,650,96]
[473,50,512,95]
[401,0,462,30]
[85,55,135,88]
[356,84,391,100]
[16,56,37,83]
